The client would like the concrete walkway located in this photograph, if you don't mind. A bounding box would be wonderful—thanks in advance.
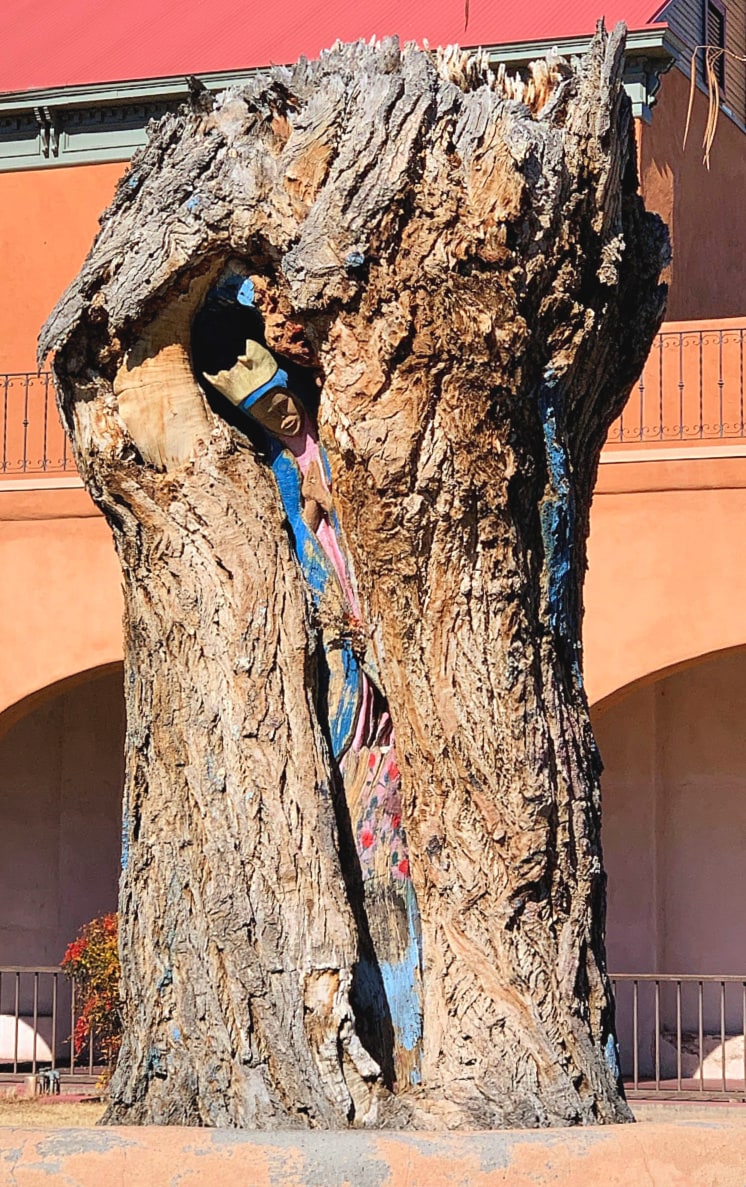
[1,1108,746,1187]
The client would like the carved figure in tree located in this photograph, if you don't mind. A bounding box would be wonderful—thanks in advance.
[197,294,423,1088]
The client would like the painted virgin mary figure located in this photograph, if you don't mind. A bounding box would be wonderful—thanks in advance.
[194,279,422,1089]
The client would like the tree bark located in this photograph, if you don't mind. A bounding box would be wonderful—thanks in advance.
[40,27,668,1128]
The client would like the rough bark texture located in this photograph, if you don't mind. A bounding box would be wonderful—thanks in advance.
[40,28,668,1128]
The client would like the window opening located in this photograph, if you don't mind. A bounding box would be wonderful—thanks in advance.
[705,0,727,91]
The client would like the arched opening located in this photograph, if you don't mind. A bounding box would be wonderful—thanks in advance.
[0,664,124,1067]
[596,646,746,1088]
[0,664,124,966]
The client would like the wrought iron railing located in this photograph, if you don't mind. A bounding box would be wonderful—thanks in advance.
[607,325,746,448]
[0,966,97,1080]
[612,974,746,1100]
[2,325,746,479]
[2,965,743,1099]
[1,372,71,477]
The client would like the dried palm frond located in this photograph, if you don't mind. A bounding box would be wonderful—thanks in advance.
[683,45,746,169]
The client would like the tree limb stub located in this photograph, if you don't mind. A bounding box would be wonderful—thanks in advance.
[41,28,668,1128]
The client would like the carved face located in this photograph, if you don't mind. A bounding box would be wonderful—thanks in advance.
[249,389,304,438]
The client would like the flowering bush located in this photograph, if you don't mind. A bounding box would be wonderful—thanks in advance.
[61,913,121,1070]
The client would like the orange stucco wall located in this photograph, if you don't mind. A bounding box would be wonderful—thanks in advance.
[0,485,123,724]
[640,67,746,321]
[584,451,746,707]
[0,163,124,371]
[0,67,741,367]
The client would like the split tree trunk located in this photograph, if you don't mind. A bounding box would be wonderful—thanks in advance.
[40,27,668,1128]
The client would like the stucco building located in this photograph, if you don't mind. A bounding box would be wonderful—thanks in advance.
[1,0,745,1090]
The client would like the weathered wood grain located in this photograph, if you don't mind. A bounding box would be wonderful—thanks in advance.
[40,27,668,1128]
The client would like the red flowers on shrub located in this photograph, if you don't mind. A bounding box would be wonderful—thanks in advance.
[61,913,121,1071]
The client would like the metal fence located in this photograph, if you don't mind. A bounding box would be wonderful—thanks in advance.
[612,974,746,1100]
[607,326,746,448]
[0,966,97,1080]
[1,372,71,476]
[2,965,745,1100]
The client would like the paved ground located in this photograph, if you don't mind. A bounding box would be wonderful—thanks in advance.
[633,1098,746,1124]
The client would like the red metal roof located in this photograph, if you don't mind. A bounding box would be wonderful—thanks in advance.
[0,0,666,95]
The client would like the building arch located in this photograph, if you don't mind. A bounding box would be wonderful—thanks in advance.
[0,661,123,743]
[584,463,746,708]
[597,646,746,1076]
[591,643,746,717]
[0,489,123,720]
[0,663,124,968]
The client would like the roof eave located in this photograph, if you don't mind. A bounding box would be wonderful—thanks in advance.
[0,25,677,113]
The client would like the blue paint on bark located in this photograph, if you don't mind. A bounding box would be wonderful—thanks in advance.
[604,1032,621,1079]
[264,441,362,758]
[146,1046,166,1080]
[378,885,422,1072]
[207,270,256,310]
[237,277,256,306]
[538,370,582,686]
[120,801,130,870]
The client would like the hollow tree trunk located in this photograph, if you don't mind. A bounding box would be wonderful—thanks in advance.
[40,27,668,1128]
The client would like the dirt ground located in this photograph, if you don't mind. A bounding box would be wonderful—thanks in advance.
[0,1097,104,1127]
[0,1096,742,1131]
[633,1101,746,1125]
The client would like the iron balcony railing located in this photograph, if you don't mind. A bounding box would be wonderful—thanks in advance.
[612,974,746,1100]
[0,966,98,1081]
[607,324,746,449]
[1,372,71,477]
[2,323,746,478]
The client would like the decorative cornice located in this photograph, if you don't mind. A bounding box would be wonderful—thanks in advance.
[0,29,680,172]
[0,67,270,114]
[0,68,269,171]
[484,26,677,67]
